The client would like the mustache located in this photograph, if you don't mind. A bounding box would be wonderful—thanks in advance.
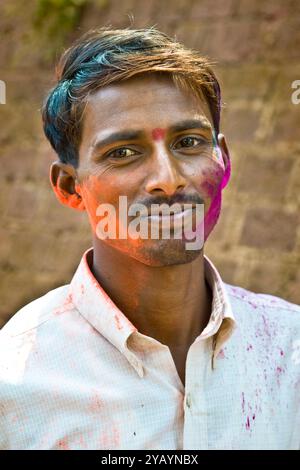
[134,193,204,210]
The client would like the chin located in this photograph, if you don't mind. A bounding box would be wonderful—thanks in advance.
[127,238,203,267]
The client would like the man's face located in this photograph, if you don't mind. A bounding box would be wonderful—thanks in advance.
[75,73,230,266]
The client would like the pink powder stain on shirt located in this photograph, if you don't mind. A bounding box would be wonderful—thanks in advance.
[275,365,285,386]
[63,292,73,307]
[53,292,74,315]
[218,349,225,359]
[114,313,123,330]
[99,426,120,448]
[11,414,19,423]
[112,426,121,446]
[89,391,103,412]
[245,412,256,431]
[11,411,28,426]
[78,434,87,448]
[57,437,70,450]
[80,284,85,295]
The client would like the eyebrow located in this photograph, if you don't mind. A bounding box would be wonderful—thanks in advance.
[91,130,144,154]
[90,118,212,157]
[169,118,212,133]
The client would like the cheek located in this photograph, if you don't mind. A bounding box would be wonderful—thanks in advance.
[198,162,226,198]
[80,176,114,229]
[80,179,102,230]
[82,174,119,206]
[80,174,136,233]
[195,162,227,240]
[203,191,222,240]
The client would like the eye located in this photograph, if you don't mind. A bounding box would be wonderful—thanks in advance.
[174,136,206,150]
[107,147,138,159]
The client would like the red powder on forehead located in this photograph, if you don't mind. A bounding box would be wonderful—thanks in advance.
[151,128,166,141]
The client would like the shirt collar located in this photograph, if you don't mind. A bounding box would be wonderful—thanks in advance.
[69,247,143,377]
[69,247,236,378]
[203,255,237,367]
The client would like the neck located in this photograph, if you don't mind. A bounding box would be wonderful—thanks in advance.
[90,240,212,353]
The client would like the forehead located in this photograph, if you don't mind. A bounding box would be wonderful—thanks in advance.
[80,74,213,141]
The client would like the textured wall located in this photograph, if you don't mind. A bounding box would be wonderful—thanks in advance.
[0,0,300,327]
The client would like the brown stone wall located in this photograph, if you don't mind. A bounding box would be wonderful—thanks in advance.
[0,0,299,326]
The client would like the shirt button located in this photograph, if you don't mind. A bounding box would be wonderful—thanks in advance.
[186,393,191,408]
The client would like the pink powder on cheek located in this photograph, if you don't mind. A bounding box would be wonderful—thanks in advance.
[201,181,215,198]
[201,161,231,240]
[203,190,222,240]
[189,189,222,243]
[151,128,166,141]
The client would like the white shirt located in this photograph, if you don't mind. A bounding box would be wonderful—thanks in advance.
[0,247,299,450]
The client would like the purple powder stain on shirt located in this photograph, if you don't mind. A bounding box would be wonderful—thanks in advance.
[275,366,285,386]
[245,416,250,430]
[241,392,245,413]
[246,344,253,351]
[262,314,271,337]
[218,349,225,359]
[263,368,268,381]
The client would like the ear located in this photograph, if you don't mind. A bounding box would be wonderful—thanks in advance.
[49,161,86,211]
[217,133,231,189]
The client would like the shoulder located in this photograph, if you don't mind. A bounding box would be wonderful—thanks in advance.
[0,284,71,338]
[0,283,80,395]
[225,282,300,329]
[225,283,300,314]
[0,284,73,448]
[224,283,300,364]
[0,284,73,380]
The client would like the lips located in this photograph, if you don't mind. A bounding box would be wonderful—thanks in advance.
[142,204,197,217]
[139,207,197,231]
[143,207,195,220]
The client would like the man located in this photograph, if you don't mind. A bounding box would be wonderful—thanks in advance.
[0,27,299,450]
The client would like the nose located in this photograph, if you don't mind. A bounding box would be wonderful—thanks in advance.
[145,146,187,196]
